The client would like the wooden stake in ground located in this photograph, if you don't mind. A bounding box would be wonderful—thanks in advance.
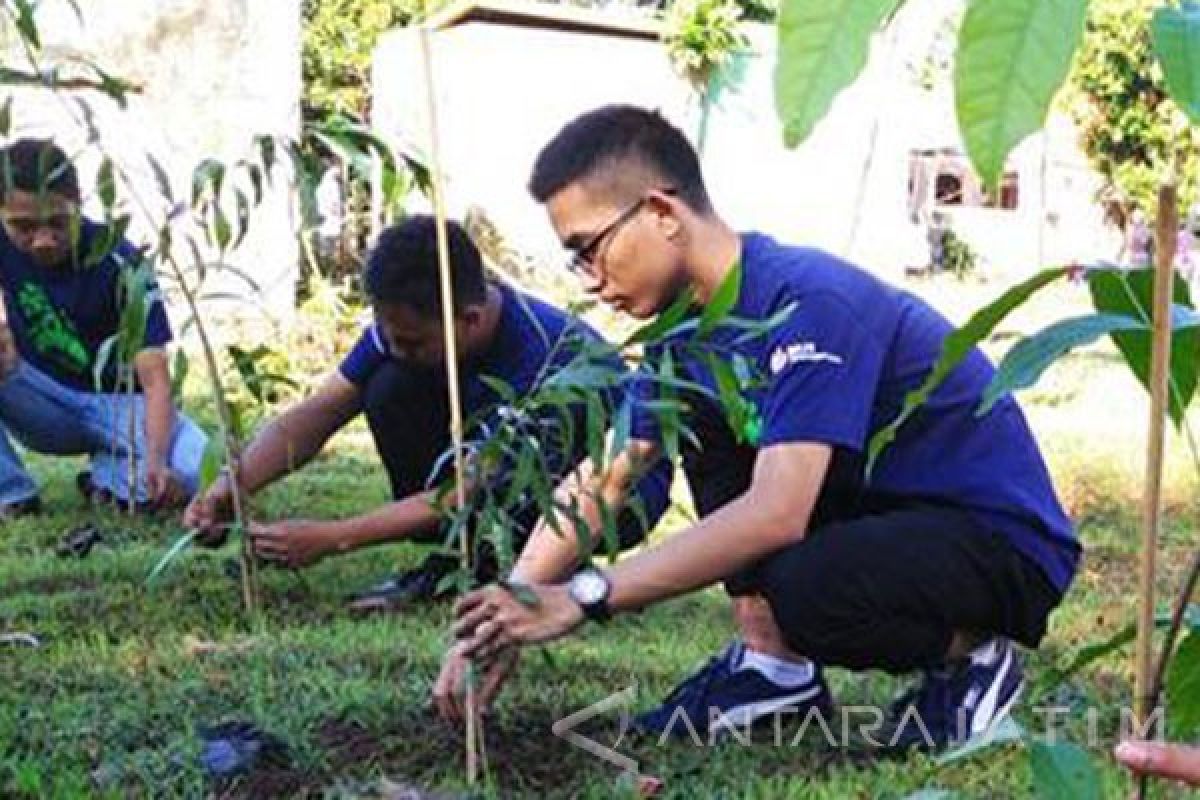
[1134,181,1178,733]
[418,26,481,785]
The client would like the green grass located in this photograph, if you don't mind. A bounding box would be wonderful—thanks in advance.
[3,275,1199,798]
[1,425,1193,799]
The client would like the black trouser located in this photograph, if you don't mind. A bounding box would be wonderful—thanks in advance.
[362,362,648,573]
[721,450,1064,674]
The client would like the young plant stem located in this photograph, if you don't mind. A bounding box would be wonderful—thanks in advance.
[1133,180,1178,800]
[419,26,481,784]
[161,248,258,616]
[127,369,136,517]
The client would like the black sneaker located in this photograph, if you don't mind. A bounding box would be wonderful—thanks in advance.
[0,495,41,520]
[634,641,834,740]
[884,637,1025,752]
[76,471,140,511]
[347,553,461,613]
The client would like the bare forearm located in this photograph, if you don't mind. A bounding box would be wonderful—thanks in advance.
[329,490,444,553]
[605,442,831,613]
[607,492,798,611]
[237,406,340,493]
[142,381,174,464]
[511,446,650,585]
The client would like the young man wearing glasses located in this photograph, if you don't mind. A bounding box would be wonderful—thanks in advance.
[438,105,1080,751]
[0,139,206,517]
[184,214,669,612]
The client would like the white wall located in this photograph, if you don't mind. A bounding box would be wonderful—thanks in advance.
[8,0,302,316]
[372,2,1114,283]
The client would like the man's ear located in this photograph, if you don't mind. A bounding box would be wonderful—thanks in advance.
[645,189,683,241]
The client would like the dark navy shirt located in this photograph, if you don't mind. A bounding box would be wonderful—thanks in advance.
[632,233,1079,592]
[0,219,171,392]
[341,282,670,530]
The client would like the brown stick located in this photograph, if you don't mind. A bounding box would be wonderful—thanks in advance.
[418,26,480,785]
[1133,182,1177,800]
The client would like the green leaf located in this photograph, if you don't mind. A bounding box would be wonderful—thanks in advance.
[954,0,1088,189]
[867,266,1068,474]
[0,96,12,138]
[12,0,41,49]
[622,286,697,347]
[1027,740,1101,800]
[191,159,225,207]
[92,336,118,392]
[147,530,199,585]
[980,312,1147,415]
[937,716,1024,765]
[1152,3,1200,125]
[255,135,278,181]
[170,348,189,405]
[698,259,742,337]
[774,0,903,148]
[97,157,116,212]
[212,207,232,253]
[1166,629,1200,739]
[1088,268,1199,428]
[233,189,250,249]
[198,435,226,493]
[145,154,174,203]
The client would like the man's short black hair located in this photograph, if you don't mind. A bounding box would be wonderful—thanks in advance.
[528,105,711,212]
[0,138,80,201]
[363,215,486,318]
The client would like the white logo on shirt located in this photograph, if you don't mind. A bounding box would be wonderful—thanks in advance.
[769,341,844,375]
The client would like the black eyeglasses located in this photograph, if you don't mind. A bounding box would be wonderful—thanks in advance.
[566,197,647,279]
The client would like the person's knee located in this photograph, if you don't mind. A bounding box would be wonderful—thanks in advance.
[169,414,209,496]
[753,543,884,667]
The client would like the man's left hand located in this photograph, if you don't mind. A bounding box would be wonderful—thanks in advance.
[249,519,338,568]
[453,583,585,662]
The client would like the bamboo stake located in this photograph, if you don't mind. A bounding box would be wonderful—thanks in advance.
[418,26,480,785]
[1134,181,1178,733]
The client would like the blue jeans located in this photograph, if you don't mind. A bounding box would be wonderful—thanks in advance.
[0,360,208,504]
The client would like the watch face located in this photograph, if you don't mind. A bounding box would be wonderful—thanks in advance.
[571,570,608,606]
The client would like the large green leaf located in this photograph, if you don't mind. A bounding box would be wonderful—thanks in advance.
[698,259,742,337]
[1152,2,1200,125]
[955,0,1087,188]
[1166,629,1200,739]
[979,312,1148,415]
[1027,741,1101,800]
[936,716,1024,765]
[774,0,903,148]
[1088,268,1199,428]
[867,266,1068,474]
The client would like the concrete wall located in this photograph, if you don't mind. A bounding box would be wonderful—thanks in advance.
[7,0,302,316]
[373,0,1115,284]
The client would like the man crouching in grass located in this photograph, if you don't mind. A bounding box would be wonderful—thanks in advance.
[0,138,206,517]
[438,105,1080,753]
[184,214,670,611]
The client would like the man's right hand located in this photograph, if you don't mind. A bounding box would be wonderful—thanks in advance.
[183,477,235,545]
[433,642,518,722]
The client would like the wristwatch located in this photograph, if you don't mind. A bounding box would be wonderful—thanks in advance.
[567,567,612,623]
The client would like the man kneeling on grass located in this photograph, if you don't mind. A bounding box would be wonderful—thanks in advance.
[0,139,206,518]
[436,106,1081,751]
[184,215,669,610]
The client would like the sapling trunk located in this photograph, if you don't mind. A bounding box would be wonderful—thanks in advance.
[419,25,481,785]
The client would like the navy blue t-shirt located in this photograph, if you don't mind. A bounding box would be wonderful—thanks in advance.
[340,282,670,529]
[632,233,1079,593]
[0,219,171,392]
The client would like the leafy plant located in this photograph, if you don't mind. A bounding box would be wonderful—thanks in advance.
[774,2,1200,796]
[1065,0,1200,220]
